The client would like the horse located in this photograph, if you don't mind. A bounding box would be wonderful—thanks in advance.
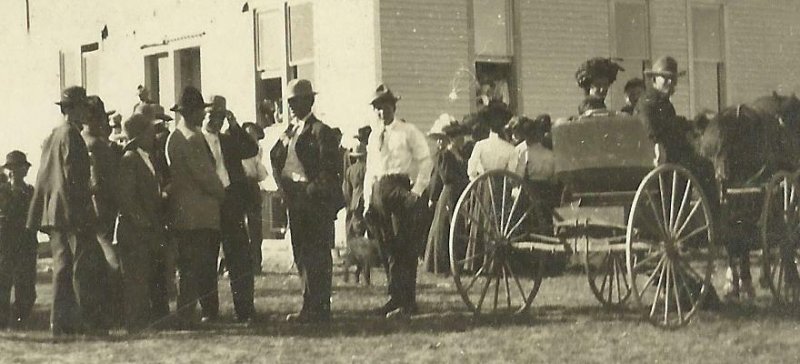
[692,92,800,299]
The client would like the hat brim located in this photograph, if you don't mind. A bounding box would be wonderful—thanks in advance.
[155,113,174,122]
[170,103,213,112]
[370,95,401,105]
[2,161,31,169]
[349,151,366,157]
[287,92,318,100]
[644,70,687,78]
[105,110,116,116]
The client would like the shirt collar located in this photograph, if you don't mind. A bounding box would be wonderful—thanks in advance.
[293,112,312,125]
[383,118,399,130]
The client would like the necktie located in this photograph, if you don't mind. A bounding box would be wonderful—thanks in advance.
[378,127,386,151]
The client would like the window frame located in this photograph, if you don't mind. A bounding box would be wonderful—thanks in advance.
[688,3,726,115]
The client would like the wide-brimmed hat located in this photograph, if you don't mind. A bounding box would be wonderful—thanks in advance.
[134,103,173,122]
[349,143,367,157]
[55,86,88,106]
[205,94,228,114]
[2,150,31,169]
[286,79,317,100]
[575,58,624,90]
[428,113,455,137]
[645,56,687,78]
[87,95,114,119]
[122,113,156,142]
[370,84,401,105]
[170,86,211,112]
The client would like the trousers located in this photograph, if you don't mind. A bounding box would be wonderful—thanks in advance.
[283,179,333,314]
[0,227,37,327]
[365,175,422,309]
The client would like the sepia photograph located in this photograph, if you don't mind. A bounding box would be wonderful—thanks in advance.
[1,0,800,362]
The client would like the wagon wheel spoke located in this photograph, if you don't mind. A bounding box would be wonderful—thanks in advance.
[644,189,669,239]
[670,260,684,322]
[474,256,497,312]
[504,260,533,304]
[675,224,710,247]
[675,200,704,239]
[673,259,700,310]
[632,251,663,273]
[505,205,537,239]
[486,178,501,232]
[614,253,626,303]
[464,256,491,292]
[658,173,671,237]
[503,185,525,236]
[668,171,678,232]
[638,254,666,298]
[663,259,671,325]
[672,179,693,234]
[503,262,512,309]
[501,176,509,233]
[649,256,668,318]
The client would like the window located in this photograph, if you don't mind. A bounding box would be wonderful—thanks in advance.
[472,0,516,112]
[81,43,100,94]
[144,52,168,104]
[691,5,725,114]
[59,49,80,91]
[609,1,650,111]
[287,2,314,83]
[256,9,284,76]
[473,0,512,58]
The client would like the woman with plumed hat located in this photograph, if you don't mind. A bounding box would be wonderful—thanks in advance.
[575,57,624,115]
[424,115,471,274]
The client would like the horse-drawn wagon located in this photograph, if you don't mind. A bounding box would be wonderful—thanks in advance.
[448,108,800,329]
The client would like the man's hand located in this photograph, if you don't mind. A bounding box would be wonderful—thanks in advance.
[226,110,238,127]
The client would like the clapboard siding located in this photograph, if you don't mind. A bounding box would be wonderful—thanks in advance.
[649,0,690,115]
[517,0,611,119]
[725,1,800,104]
[380,0,471,131]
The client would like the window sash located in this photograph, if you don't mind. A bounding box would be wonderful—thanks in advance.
[472,0,512,57]
[288,3,314,65]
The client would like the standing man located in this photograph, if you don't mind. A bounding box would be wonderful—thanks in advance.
[115,113,166,333]
[166,86,226,328]
[0,151,37,329]
[83,95,121,327]
[200,95,258,323]
[363,84,432,318]
[27,86,106,336]
[271,79,344,323]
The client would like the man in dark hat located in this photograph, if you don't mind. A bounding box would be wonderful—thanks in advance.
[0,151,37,329]
[166,86,226,328]
[27,86,107,336]
[115,112,168,333]
[363,84,432,318]
[271,79,344,323]
[198,94,259,324]
[83,95,122,328]
[637,56,722,302]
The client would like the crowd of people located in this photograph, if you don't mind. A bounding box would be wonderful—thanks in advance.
[0,54,699,335]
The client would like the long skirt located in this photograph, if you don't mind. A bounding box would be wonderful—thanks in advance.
[424,184,458,274]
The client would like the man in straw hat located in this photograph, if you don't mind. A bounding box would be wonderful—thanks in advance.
[165,86,226,328]
[363,84,432,319]
[637,56,723,302]
[0,151,37,329]
[115,112,169,333]
[27,86,108,336]
[270,79,344,323]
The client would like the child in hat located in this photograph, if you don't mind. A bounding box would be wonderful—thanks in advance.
[0,151,37,329]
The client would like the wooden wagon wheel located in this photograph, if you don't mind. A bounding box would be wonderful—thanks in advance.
[585,239,632,308]
[626,164,717,328]
[449,170,547,315]
[760,171,800,307]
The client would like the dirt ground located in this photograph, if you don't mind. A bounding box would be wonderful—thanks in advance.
[1,240,800,363]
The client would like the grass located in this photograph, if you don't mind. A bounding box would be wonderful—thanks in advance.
[2,242,800,363]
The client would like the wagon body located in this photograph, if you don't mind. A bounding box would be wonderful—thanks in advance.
[448,112,800,328]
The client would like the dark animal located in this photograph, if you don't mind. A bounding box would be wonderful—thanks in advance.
[340,236,384,285]
[692,92,800,297]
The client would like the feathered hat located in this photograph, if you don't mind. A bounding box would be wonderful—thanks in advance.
[575,57,625,91]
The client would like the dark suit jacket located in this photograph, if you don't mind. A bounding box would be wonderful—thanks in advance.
[219,123,259,187]
[27,121,94,232]
[636,88,692,161]
[270,114,345,218]
[82,132,120,235]
[116,144,165,250]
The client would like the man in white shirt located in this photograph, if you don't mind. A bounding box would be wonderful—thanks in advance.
[364,84,432,318]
